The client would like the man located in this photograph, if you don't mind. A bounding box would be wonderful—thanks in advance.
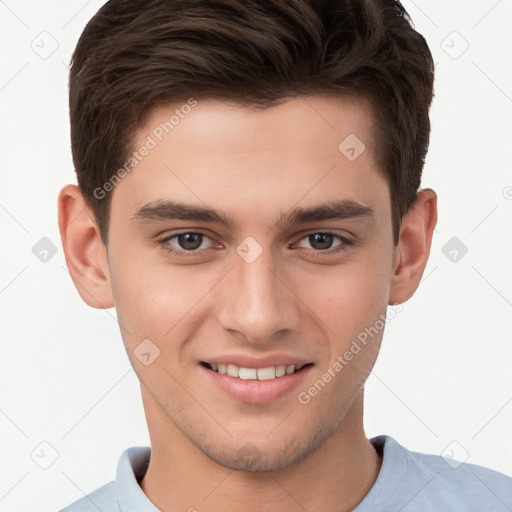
[57,0,512,510]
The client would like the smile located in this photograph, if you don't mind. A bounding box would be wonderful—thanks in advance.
[202,362,312,380]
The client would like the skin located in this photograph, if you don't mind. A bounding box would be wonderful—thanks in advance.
[58,93,437,512]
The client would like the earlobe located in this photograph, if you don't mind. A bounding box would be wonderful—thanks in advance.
[58,184,114,309]
[388,188,437,305]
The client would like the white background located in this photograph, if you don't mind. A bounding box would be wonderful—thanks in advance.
[1,1,511,510]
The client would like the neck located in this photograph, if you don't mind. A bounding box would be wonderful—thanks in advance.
[140,389,382,512]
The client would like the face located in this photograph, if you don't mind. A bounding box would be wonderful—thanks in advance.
[105,94,397,471]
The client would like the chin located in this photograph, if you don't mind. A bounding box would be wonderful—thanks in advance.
[198,427,330,473]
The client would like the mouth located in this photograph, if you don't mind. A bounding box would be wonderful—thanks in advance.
[200,361,314,381]
[199,353,315,404]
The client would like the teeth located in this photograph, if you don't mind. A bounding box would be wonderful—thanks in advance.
[227,363,238,378]
[207,362,305,380]
[276,365,286,377]
[239,367,257,380]
[257,367,275,380]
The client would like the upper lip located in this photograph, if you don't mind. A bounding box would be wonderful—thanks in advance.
[201,354,313,369]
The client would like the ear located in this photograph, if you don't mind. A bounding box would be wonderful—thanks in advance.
[58,184,114,309]
[389,188,437,305]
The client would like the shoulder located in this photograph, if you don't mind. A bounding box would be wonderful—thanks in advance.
[377,435,512,510]
[413,448,512,502]
[58,480,118,512]
[57,446,151,512]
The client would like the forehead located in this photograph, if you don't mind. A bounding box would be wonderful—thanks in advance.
[111,94,390,231]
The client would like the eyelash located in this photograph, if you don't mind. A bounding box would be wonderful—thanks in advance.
[157,231,355,258]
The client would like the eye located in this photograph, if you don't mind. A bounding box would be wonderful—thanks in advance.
[159,232,216,256]
[295,232,354,254]
[157,230,354,258]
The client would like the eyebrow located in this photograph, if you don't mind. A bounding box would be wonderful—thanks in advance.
[130,198,374,228]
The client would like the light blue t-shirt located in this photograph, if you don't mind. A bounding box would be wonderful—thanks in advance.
[59,435,512,511]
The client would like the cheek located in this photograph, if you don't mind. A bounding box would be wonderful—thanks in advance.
[108,249,219,347]
[293,250,393,342]
[297,259,391,410]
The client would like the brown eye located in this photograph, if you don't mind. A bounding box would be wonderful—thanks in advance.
[296,232,353,253]
[159,232,215,256]
[174,233,204,251]
[307,233,336,250]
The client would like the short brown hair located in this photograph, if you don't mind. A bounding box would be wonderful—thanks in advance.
[69,0,434,245]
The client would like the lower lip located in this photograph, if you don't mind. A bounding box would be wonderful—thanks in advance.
[200,364,313,404]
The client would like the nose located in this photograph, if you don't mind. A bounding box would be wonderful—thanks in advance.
[216,246,301,345]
